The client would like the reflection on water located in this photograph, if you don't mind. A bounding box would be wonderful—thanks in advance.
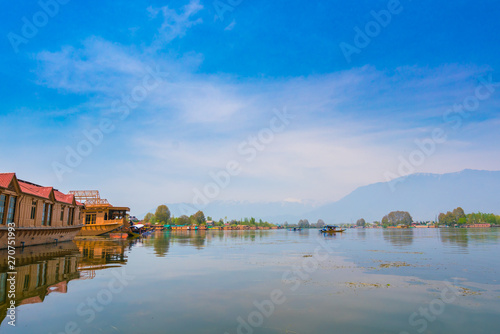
[382,228,414,247]
[75,239,130,273]
[0,242,80,326]
[0,237,132,327]
[142,230,274,256]
[440,227,470,249]
[1,228,499,334]
[439,227,500,251]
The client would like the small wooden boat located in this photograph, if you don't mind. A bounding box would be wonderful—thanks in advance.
[320,225,345,233]
[127,224,153,237]
[289,227,302,231]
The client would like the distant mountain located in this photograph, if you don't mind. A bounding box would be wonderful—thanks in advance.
[161,169,500,224]
[305,169,500,223]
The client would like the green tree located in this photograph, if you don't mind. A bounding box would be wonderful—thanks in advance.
[144,212,153,223]
[381,211,413,226]
[445,211,455,225]
[155,205,171,224]
[452,207,466,221]
[381,216,389,226]
[177,215,190,225]
[356,218,366,227]
[298,219,310,228]
[192,210,206,225]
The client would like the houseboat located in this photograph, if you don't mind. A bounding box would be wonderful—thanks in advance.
[69,190,130,236]
[0,173,84,249]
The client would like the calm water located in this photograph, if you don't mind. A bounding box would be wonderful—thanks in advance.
[1,228,500,334]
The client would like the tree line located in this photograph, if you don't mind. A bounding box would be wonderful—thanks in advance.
[353,211,413,227]
[282,219,326,228]
[438,207,500,226]
[143,205,276,227]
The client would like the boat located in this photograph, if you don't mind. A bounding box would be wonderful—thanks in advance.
[289,227,302,231]
[0,173,84,249]
[320,225,346,233]
[127,223,153,237]
[69,191,130,236]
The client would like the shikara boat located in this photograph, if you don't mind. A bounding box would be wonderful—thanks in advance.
[320,225,345,233]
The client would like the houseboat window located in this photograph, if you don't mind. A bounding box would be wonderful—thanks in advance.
[104,212,108,220]
[7,196,17,224]
[67,207,73,225]
[30,200,37,219]
[60,206,65,222]
[0,194,6,225]
[42,203,47,225]
[85,213,96,224]
[46,204,53,226]
[69,207,75,225]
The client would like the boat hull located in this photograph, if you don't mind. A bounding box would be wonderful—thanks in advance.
[0,225,83,249]
[77,223,122,236]
[321,229,346,233]
[109,233,128,239]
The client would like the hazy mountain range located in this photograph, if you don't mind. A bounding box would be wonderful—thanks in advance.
[159,169,500,224]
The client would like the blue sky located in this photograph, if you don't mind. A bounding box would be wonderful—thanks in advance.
[1,0,499,216]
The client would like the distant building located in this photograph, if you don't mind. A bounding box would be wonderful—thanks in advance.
[468,223,490,228]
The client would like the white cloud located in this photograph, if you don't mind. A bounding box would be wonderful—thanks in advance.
[28,4,500,215]
[148,0,203,50]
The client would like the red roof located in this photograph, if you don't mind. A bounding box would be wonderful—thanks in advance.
[0,173,15,188]
[54,190,76,205]
[18,181,53,199]
[1,172,81,205]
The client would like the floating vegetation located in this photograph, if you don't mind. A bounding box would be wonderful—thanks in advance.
[379,261,411,268]
[345,282,387,289]
[458,287,482,296]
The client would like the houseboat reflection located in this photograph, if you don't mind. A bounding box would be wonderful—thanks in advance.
[0,242,80,326]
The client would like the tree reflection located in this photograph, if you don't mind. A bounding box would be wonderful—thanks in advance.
[439,228,469,249]
[382,229,414,247]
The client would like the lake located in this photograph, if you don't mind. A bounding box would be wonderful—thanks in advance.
[1,228,500,334]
